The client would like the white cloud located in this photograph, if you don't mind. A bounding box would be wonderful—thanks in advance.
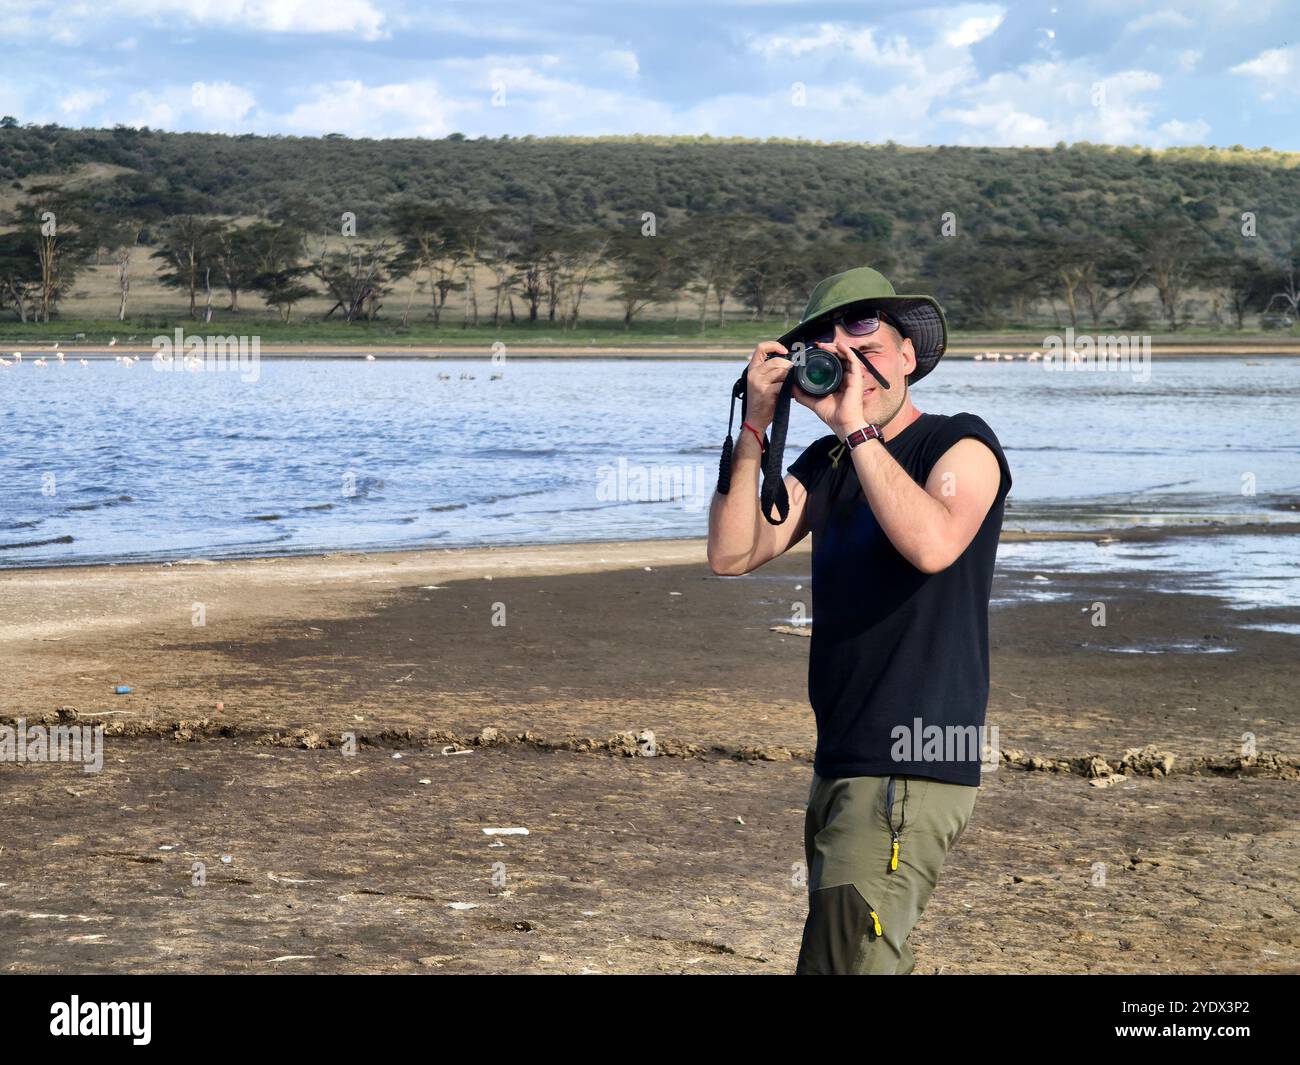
[741,16,1201,149]
[601,49,640,79]
[940,63,1170,147]
[945,12,1003,48]
[278,80,453,137]
[1123,9,1194,35]
[748,24,918,67]
[191,81,256,124]
[116,0,387,40]
[1156,118,1211,144]
[1229,45,1296,99]
[127,80,256,131]
[59,89,109,115]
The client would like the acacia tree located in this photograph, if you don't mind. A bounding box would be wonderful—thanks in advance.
[312,237,391,322]
[71,174,195,321]
[924,233,1040,328]
[246,223,310,321]
[734,236,789,320]
[10,185,93,322]
[152,215,223,319]
[1030,230,1103,330]
[1261,242,1300,322]
[1131,214,1213,331]
[684,216,761,330]
[482,227,520,326]
[508,223,569,323]
[1208,255,1273,330]
[254,268,315,322]
[554,228,609,329]
[448,207,489,327]
[607,229,676,327]
[388,202,464,326]
[0,231,41,321]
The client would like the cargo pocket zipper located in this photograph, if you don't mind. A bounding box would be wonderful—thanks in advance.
[886,775,908,872]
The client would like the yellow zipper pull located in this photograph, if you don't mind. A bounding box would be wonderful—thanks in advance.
[890,837,899,871]
[870,910,883,937]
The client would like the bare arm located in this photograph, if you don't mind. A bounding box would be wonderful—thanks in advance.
[706,341,812,576]
[707,439,811,575]
[847,435,1001,573]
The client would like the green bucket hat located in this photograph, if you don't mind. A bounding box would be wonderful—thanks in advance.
[778,266,948,384]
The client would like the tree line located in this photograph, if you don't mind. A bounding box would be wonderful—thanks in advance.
[1,125,1299,330]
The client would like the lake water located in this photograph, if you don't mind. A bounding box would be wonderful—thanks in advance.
[3,356,1298,587]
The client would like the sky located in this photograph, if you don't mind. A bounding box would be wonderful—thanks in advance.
[0,0,1296,148]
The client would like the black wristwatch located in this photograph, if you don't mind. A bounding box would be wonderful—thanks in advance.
[843,424,884,449]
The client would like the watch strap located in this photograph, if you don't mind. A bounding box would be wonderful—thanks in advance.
[843,424,884,449]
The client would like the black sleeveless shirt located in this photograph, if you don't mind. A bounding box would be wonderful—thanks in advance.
[787,412,1012,787]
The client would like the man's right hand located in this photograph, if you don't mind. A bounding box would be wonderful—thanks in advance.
[743,341,792,434]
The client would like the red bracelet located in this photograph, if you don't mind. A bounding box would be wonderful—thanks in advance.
[741,421,766,451]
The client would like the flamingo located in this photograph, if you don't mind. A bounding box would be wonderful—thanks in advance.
[109,337,117,347]
[33,357,47,367]
[79,358,89,367]
[437,372,450,380]
[56,352,65,364]
[365,353,376,361]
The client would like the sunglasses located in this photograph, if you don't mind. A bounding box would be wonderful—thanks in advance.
[795,307,895,348]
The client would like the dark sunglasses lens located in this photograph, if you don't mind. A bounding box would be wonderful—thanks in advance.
[843,314,882,337]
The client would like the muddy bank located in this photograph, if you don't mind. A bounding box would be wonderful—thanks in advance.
[1,535,1297,973]
[2,742,1296,974]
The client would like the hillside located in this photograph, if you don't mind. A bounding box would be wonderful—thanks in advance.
[2,125,1299,332]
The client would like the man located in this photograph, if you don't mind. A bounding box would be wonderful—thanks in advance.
[707,266,1012,975]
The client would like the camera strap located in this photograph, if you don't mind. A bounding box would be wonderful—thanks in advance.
[715,367,795,526]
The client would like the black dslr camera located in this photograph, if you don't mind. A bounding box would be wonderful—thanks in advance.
[767,343,845,397]
[718,340,889,527]
[767,343,890,397]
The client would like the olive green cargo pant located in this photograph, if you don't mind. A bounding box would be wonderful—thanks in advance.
[795,772,978,975]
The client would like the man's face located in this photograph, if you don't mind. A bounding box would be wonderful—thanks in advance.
[830,320,916,421]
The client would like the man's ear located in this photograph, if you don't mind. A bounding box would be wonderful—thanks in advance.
[900,337,917,377]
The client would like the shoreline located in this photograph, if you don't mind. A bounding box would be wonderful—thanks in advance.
[3,517,1298,576]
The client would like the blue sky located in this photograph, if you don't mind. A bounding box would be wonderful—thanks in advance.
[1,0,1296,148]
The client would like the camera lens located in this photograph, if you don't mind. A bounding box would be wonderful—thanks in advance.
[798,350,842,397]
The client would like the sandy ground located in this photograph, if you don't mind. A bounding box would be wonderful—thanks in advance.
[1,533,1297,974]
